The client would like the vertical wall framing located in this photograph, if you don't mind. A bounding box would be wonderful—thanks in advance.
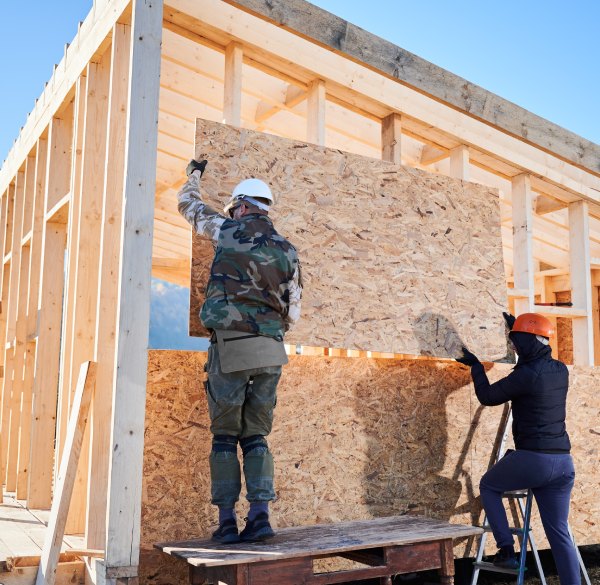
[24,137,49,507]
[569,201,594,365]
[307,79,326,146]
[381,112,402,165]
[103,0,163,573]
[511,173,535,315]
[3,169,26,491]
[223,41,242,126]
[87,20,132,551]
[63,47,112,536]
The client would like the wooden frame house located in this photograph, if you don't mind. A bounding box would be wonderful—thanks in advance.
[1,1,599,583]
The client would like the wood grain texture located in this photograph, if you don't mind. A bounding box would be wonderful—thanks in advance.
[223,0,600,175]
[156,516,479,567]
[139,350,600,583]
[190,120,507,360]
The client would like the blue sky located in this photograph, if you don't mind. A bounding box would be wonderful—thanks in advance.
[1,0,598,165]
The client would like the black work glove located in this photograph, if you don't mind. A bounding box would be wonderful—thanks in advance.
[503,311,516,331]
[186,159,207,177]
[455,346,480,367]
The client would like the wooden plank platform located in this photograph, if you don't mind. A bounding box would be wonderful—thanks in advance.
[156,515,483,585]
[0,493,84,565]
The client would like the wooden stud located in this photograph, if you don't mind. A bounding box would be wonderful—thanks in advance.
[0,262,11,480]
[449,145,470,181]
[511,174,535,315]
[35,362,97,585]
[104,0,162,571]
[569,200,594,365]
[381,112,401,165]
[23,140,50,509]
[27,118,72,509]
[4,170,26,491]
[592,286,600,365]
[64,50,111,536]
[55,78,86,480]
[86,21,132,552]
[307,79,326,146]
[223,42,243,126]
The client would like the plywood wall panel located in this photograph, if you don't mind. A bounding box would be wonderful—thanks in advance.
[189,120,507,360]
[140,351,600,583]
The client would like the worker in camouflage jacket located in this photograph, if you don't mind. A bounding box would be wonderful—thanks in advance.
[178,159,302,544]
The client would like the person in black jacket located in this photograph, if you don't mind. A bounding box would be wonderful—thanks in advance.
[457,312,580,583]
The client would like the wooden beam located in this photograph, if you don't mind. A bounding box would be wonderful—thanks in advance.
[64,50,111,536]
[190,1,600,205]
[569,200,594,365]
[87,20,132,553]
[24,137,48,507]
[381,113,401,165]
[511,174,535,315]
[223,42,243,126]
[3,170,26,491]
[55,77,86,489]
[27,215,68,510]
[419,143,447,166]
[307,79,326,146]
[449,145,470,181]
[103,0,162,574]
[0,262,11,480]
[35,362,97,585]
[15,157,37,498]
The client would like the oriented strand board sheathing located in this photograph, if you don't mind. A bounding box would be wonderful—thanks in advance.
[189,120,507,360]
[140,351,600,583]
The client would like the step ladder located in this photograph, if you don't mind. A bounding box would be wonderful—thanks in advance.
[470,405,591,585]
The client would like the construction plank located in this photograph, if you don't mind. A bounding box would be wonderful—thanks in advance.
[381,112,401,165]
[24,137,49,508]
[4,170,26,491]
[511,174,535,315]
[224,0,600,175]
[189,120,507,359]
[223,42,243,126]
[63,49,111,537]
[87,20,132,552]
[156,515,480,567]
[35,361,96,585]
[307,79,326,146]
[103,0,162,572]
[27,222,68,512]
[569,200,594,365]
[56,77,86,480]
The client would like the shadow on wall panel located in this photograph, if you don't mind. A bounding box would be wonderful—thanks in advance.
[188,119,507,360]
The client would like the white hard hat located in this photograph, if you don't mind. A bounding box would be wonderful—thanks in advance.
[223,178,274,213]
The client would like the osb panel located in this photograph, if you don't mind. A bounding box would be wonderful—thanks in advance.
[189,119,507,360]
[140,351,600,583]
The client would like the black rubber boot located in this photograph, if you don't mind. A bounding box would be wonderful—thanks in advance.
[212,518,240,544]
[239,513,275,542]
[492,545,519,569]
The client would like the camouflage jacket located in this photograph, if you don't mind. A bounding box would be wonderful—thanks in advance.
[178,171,302,340]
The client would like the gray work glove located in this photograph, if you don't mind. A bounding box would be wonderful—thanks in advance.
[455,346,480,367]
[186,159,207,177]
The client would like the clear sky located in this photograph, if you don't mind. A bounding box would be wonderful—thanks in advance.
[1,0,599,166]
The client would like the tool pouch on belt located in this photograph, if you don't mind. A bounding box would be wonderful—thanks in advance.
[214,329,288,373]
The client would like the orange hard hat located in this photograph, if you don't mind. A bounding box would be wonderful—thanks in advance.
[511,312,554,338]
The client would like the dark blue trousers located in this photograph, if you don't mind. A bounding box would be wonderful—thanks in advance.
[480,449,580,585]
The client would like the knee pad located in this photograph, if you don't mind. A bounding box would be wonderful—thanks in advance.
[240,435,268,457]
[212,434,238,454]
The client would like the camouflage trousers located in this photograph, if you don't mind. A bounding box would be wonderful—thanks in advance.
[204,342,281,507]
